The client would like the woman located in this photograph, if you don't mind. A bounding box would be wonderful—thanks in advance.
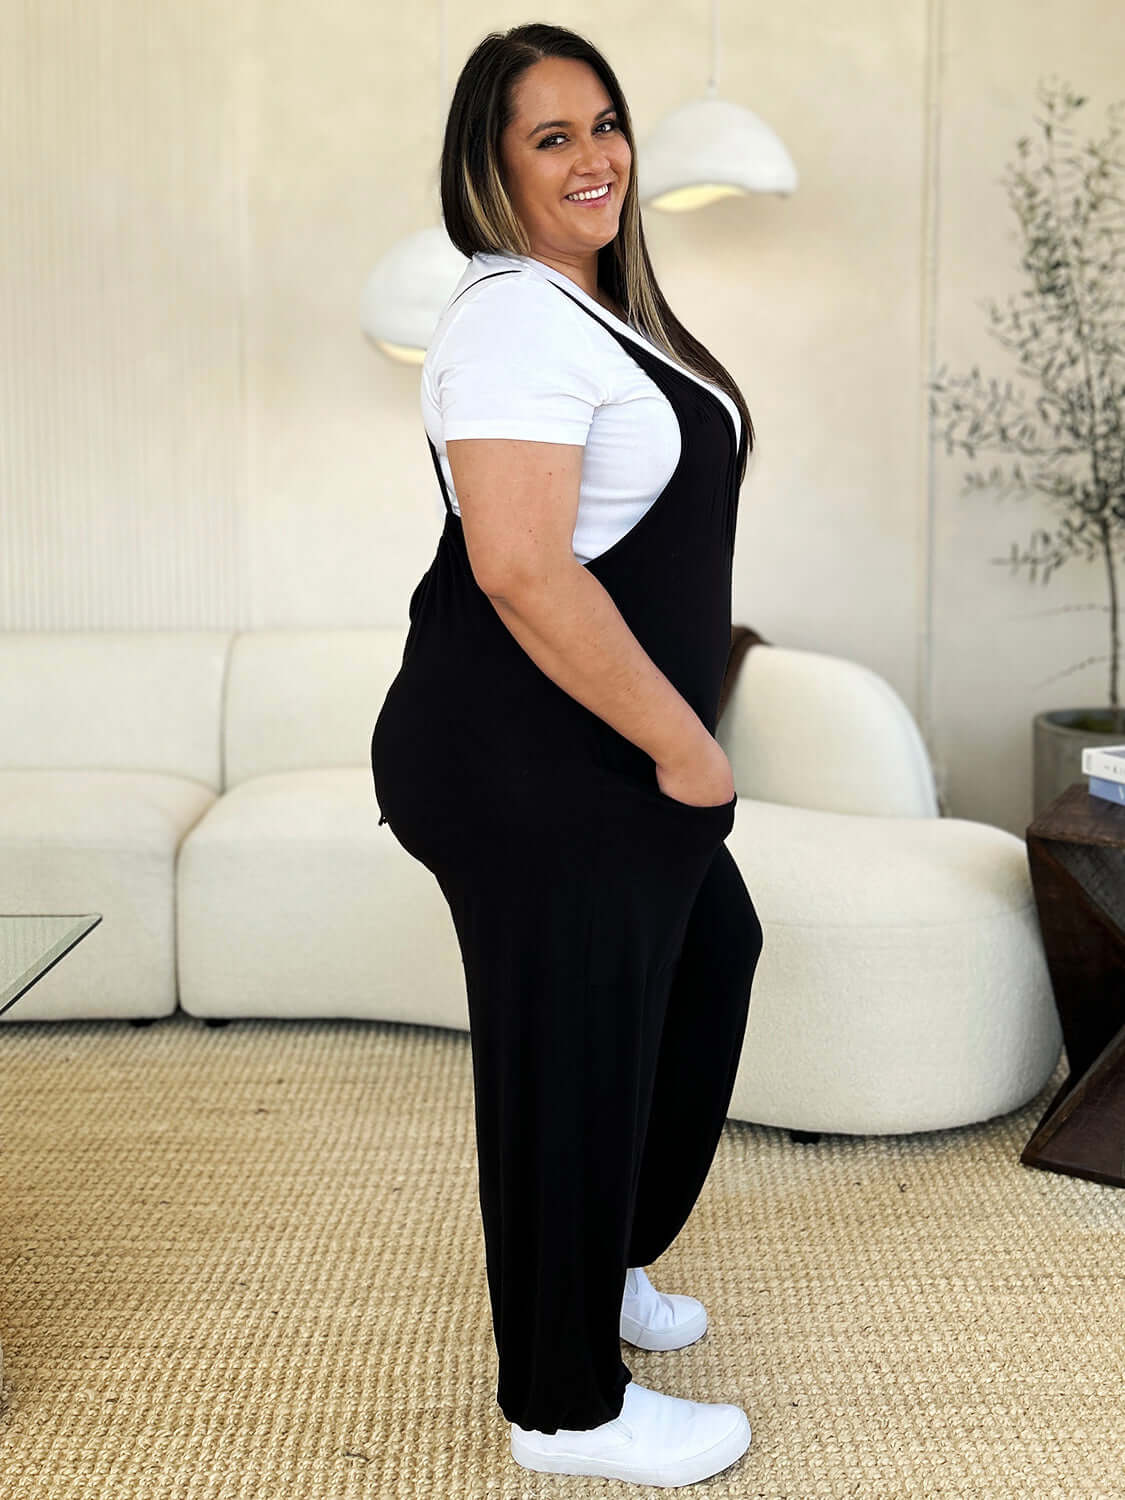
[371,21,764,1488]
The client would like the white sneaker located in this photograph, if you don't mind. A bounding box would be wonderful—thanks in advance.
[620,1265,709,1351]
[510,1379,751,1487]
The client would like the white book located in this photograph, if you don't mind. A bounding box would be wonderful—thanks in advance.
[1080,744,1125,784]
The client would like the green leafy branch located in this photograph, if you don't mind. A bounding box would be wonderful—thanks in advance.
[928,77,1125,716]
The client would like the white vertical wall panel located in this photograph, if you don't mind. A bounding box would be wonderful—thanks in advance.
[933,0,1125,832]
[0,0,246,629]
[2,0,1122,833]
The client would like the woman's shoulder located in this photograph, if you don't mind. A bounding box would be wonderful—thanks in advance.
[426,257,600,373]
[443,255,570,323]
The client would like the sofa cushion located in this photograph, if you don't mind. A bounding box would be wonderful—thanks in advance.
[0,630,231,791]
[176,767,466,1029]
[719,644,940,817]
[223,629,408,789]
[0,769,216,1020]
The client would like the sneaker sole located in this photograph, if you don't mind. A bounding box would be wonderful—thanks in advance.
[620,1303,708,1351]
[511,1408,752,1487]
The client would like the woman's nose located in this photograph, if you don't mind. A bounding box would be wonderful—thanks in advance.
[574,148,612,176]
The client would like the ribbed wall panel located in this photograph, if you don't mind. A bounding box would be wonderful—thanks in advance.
[3,0,1124,837]
[0,0,246,629]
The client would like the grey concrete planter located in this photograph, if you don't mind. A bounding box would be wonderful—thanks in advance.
[1033,708,1125,819]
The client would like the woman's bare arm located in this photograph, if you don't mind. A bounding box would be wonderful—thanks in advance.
[446,436,733,805]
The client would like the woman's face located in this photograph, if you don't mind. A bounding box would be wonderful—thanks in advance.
[500,56,632,262]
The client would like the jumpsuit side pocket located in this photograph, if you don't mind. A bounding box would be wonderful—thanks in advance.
[656,788,738,815]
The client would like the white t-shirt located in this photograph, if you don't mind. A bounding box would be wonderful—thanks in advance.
[420,251,742,566]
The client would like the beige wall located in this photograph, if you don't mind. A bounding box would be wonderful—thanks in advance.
[2,0,1121,835]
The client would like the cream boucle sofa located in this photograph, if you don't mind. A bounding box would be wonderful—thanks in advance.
[0,629,1061,1138]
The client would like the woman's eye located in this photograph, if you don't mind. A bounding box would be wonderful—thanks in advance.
[539,120,617,149]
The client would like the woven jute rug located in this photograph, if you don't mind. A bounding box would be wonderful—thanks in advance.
[0,1011,1121,1499]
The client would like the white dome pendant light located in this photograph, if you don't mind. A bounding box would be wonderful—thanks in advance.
[359,0,467,364]
[360,225,467,365]
[638,0,797,211]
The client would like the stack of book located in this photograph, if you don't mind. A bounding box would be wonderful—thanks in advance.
[1080,744,1125,805]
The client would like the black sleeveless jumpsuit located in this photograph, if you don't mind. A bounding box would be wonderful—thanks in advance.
[371,271,763,1435]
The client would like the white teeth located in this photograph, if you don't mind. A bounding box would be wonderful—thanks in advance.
[566,183,610,202]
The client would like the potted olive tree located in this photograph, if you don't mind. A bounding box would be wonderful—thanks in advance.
[928,77,1125,815]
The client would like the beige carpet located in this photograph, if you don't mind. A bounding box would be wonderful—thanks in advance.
[0,1011,1122,1500]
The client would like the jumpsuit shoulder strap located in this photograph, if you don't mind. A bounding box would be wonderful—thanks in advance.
[542,278,613,329]
[546,280,744,469]
[425,436,455,517]
[427,267,524,517]
[448,266,521,307]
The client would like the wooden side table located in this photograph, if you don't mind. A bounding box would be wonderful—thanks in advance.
[1022,783,1125,1187]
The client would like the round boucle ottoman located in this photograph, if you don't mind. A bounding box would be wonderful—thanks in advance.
[725,799,1063,1135]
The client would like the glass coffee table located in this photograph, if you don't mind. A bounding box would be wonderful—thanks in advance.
[0,913,102,1018]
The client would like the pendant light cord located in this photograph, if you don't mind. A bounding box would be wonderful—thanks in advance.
[707,0,720,100]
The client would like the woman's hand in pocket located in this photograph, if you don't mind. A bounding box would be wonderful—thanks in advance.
[654,736,734,808]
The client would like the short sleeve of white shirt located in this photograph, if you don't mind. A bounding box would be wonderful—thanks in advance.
[428,272,607,446]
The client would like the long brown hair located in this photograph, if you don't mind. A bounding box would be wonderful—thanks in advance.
[438,21,755,484]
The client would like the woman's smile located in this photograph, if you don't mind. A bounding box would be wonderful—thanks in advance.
[564,181,613,205]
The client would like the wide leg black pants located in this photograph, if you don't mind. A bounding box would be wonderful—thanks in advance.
[433,805,763,1435]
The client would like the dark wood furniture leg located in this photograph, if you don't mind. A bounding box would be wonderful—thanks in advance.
[1022,785,1125,1187]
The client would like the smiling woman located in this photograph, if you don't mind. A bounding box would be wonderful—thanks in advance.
[500,56,632,255]
[371,21,762,1488]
